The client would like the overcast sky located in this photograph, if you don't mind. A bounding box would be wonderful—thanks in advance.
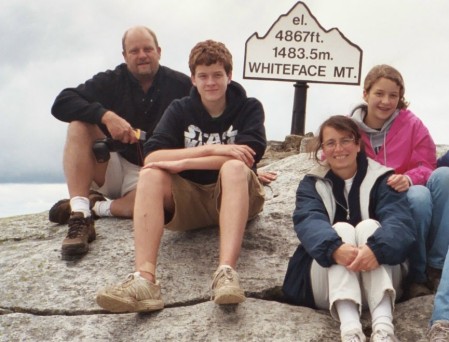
[2,0,449,183]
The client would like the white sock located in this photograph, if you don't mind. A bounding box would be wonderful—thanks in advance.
[371,293,394,334]
[92,200,113,217]
[69,196,91,218]
[335,299,362,333]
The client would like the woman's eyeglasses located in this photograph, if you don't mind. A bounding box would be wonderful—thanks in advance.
[321,137,355,151]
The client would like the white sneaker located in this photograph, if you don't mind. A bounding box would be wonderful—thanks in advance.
[211,265,245,304]
[96,272,164,313]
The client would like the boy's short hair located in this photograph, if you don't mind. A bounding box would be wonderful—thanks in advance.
[188,40,233,75]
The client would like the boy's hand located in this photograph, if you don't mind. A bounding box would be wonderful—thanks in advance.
[210,144,255,167]
[142,160,184,174]
[258,171,278,185]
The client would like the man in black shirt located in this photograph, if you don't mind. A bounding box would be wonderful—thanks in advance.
[50,26,191,260]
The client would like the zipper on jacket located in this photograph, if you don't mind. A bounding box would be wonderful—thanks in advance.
[335,199,350,220]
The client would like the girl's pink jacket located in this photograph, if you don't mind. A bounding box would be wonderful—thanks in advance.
[360,109,436,186]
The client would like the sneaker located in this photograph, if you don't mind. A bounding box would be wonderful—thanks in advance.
[96,272,164,313]
[370,330,399,342]
[402,282,433,300]
[341,328,366,342]
[427,266,443,292]
[211,265,245,304]
[49,190,106,224]
[61,212,96,260]
[428,320,449,342]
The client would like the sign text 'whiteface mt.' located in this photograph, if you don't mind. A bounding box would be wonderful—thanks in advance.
[244,2,362,85]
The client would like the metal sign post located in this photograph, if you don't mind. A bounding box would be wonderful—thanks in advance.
[291,81,308,135]
[243,1,363,135]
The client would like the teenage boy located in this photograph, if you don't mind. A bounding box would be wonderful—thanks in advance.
[96,39,266,313]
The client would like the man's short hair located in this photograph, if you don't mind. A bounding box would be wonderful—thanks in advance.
[122,26,159,52]
[188,40,233,75]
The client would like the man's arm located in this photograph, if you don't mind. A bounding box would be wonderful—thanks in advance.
[101,111,137,143]
[51,68,121,126]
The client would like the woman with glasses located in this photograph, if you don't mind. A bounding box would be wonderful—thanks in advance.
[283,115,414,342]
[350,65,449,302]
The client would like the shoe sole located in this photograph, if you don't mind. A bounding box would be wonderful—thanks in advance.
[61,245,89,260]
[61,231,96,260]
[96,293,164,313]
[214,288,245,305]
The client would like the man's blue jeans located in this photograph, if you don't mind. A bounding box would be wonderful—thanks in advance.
[407,167,449,283]
[431,247,449,324]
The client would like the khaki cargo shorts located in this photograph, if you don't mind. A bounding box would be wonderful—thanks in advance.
[91,152,140,199]
[165,169,265,231]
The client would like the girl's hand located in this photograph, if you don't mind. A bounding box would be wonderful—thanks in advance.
[387,174,410,192]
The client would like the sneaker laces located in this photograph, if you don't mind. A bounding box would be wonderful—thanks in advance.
[211,266,234,290]
[113,272,140,289]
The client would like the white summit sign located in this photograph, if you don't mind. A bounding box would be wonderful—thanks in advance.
[244,2,362,85]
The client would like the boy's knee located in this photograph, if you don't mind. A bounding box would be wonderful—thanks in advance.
[220,160,249,181]
[138,168,171,188]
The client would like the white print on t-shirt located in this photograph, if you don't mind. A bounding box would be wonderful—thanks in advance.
[184,124,238,147]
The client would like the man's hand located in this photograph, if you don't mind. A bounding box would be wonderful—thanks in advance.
[347,244,379,272]
[332,243,359,266]
[387,174,410,192]
[258,171,278,185]
[208,144,256,168]
[101,110,138,144]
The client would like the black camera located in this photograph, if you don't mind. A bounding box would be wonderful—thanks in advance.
[92,129,147,163]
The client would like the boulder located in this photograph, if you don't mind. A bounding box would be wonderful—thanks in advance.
[0,153,433,341]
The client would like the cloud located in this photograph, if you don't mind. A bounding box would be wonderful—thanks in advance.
[1,0,449,183]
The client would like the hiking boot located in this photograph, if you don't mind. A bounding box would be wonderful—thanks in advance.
[402,281,433,300]
[61,212,96,260]
[49,199,71,224]
[370,330,399,342]
[211,265,245,304]
[428,320,449,342]
[96,272,164,313]
[49,190,106,224]
[428,266,443,292]
[341,328,366,342]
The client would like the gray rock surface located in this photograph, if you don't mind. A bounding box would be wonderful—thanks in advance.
[0,153,434,341]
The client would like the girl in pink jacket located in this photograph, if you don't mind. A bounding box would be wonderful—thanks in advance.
[351,64,449,302]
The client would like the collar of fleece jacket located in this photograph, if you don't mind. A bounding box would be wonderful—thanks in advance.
[325,151,368,225]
